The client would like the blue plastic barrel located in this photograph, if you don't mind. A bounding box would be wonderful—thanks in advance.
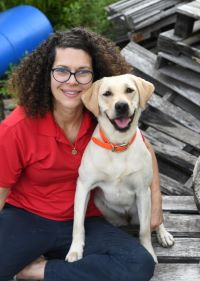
[0,5,53,77]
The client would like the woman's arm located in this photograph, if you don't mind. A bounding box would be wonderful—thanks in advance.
[0,187,10,211]
[144,138,164,231]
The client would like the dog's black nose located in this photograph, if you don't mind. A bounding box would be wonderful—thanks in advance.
[115,102,129,114]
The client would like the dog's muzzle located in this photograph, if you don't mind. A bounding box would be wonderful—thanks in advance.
[106,102,135,132]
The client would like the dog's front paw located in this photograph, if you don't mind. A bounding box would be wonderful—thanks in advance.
[66,250,83,262]
[156,225,175,248]
[65,242,84,262]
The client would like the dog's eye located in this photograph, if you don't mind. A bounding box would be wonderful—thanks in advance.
[126,87,134,93]
[103,91,112,97]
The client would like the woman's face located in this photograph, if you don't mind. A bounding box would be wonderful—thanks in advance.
[51,47,93,111]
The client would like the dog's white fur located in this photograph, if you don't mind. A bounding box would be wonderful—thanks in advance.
[66,74,174,263]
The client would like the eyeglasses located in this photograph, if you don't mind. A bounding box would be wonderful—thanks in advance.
[51,67,93,84]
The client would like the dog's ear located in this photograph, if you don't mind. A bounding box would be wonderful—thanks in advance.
[129,74,154,109]
[81,79,102,117]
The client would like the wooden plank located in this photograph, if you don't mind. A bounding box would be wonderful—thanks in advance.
[158,64,200,89]
[123,0,167,16]
[160,173,193,195]
[142,124,198,175]
[156,51,200,73]
[132,9,160,25]
[124,214,200,235]
[121,41,200,106]
[157,62,200,89]
[135,69,200,121]
[171,94,200,120]
[141,108,200,150]
[174,13,195,38]
[151,264,200,281]
[131,15,176,42]
[158,159,190,185]
[154,237,200,260]
[132,5,177,30]
[106,0,142,15]
[150,141,197,173]
[125,0,182,17]
[176,0,200,19]
[162,213,200,235]
[147,94,200,133]
[144,126,186,149]
[162,196,198,213]
[157,27,200,58]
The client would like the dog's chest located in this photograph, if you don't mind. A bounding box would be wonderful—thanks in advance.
[90,143,152,207]
[98,177,137,207]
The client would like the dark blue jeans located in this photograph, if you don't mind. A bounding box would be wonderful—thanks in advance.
[0,204,155,281]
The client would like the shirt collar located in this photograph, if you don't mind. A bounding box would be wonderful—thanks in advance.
[37,110,96,140]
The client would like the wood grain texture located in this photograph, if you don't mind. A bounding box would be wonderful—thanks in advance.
[151,264,200,281]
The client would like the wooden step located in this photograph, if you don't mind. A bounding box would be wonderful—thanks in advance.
[151,263,200,281]
[162,196,198,212]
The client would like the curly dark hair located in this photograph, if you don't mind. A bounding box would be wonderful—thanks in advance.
[8,27,133,117]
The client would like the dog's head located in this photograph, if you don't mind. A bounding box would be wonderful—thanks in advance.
[82,74,154,132]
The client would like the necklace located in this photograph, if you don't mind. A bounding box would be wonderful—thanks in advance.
[71,147,78,155]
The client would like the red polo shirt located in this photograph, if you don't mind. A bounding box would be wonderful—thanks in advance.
[0,106,101,221]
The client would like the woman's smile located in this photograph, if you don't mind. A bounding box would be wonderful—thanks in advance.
[60,88,82,98]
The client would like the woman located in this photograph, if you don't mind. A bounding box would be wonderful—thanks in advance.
[0,27,161,281]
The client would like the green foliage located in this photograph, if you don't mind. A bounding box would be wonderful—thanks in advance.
[0,0,117,35]
[0,65,15,97]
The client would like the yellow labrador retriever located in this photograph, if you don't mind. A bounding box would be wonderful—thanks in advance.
[66,74,174,263]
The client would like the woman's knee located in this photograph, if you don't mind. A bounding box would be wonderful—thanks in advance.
[126,247,156,281]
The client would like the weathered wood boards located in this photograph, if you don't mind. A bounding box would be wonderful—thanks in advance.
[157,26,200,58]
[123,196,200,281]
[155,1,200,90]
[162,195,198,212]
[121,40,200,197]
[151,264,200,281]
[153,195,200,280]
[121,41,200,113]
[174,0,200,38]
[106,0,187,43]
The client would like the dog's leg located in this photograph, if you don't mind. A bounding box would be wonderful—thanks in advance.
[66,178,90,262]
[137,188,158,263]
[156,223,174,248]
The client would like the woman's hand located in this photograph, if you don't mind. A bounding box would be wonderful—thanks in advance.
[144,137,164,231]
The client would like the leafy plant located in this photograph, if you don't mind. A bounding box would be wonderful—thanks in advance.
[0,65,15,97]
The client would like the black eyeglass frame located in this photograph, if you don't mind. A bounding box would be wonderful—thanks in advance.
[51,67,94,85]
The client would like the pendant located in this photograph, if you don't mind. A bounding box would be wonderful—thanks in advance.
[72,148,78,155]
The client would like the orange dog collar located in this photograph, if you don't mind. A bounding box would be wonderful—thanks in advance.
[92,127,137,152]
